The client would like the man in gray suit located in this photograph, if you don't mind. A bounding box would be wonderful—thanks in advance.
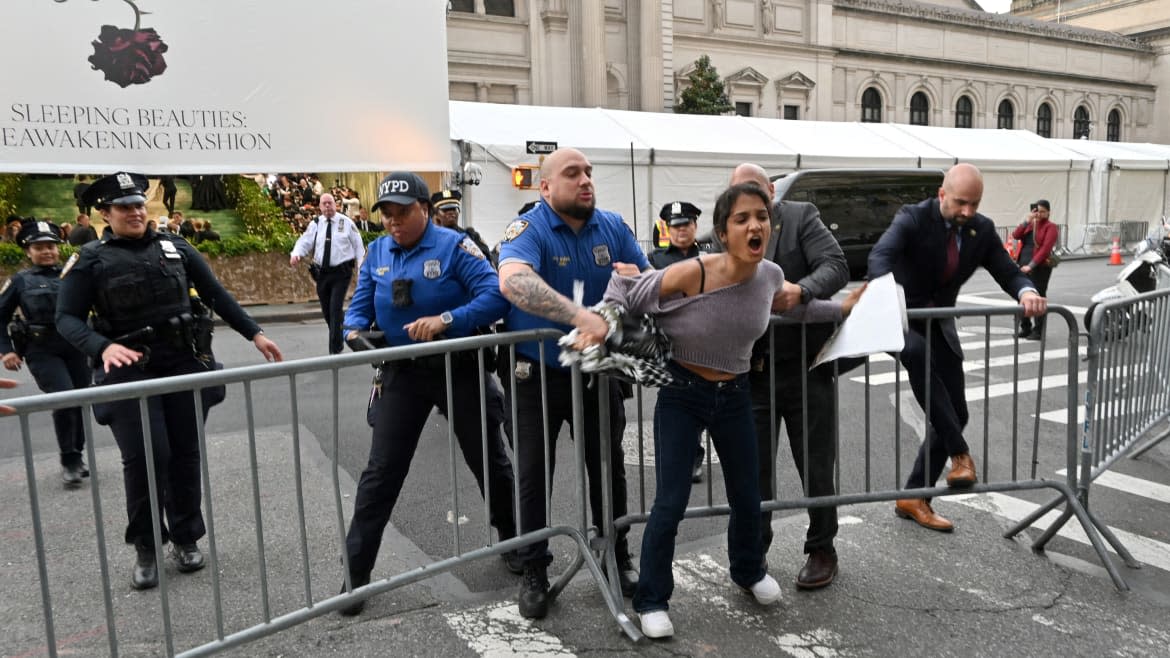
[728,164,849,590]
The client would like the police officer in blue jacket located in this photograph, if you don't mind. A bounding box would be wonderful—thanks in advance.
[56,172,284,591]
[0,220,91,487]
[338,172,519,616]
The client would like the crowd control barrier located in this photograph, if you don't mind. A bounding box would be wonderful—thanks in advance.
[2,328,640,658]
[1007,289,1170,581]
[602,304,1133,599]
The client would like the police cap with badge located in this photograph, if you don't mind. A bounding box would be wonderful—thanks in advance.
[371,172,431,212]
[431,189,462,211]
[16,219,64,248]
[81,172,150,209]
[659,201,701,226]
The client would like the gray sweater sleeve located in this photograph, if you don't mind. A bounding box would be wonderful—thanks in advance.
[602,269,671,314]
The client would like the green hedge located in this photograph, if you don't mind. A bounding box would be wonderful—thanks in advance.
[0,174,24,220]
[223,176,293,240]
[0,240,77,268]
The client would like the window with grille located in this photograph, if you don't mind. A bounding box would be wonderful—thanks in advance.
[955,95,973,129]
[910,92,929,126]
[861,87,882,123]
[1073,106,1091,139]
[1036,103,1052,138]
[1107,109,1121,142]
[997,100,1014,129]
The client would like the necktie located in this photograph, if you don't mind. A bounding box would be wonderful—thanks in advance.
[942,225,958,282]
[321,218,333,269]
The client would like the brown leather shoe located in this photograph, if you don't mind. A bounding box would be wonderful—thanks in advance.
[946,453,977,488]
[894,498,954,532]
[795,548,838,590]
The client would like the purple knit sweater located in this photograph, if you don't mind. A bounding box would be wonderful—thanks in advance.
[603,260,842,374]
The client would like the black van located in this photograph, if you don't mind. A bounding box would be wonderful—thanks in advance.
[772,168,945,280]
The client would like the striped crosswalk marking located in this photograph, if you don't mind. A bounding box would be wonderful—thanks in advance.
[1056,469,1170,505]
[853,348,1084,386]
[445,601,575,656]
[948,491,1170,574]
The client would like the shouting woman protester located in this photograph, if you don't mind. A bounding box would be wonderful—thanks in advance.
[600,183,864,639]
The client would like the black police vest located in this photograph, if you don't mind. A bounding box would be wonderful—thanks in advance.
[92,235,192,336]
[17,267,63,326]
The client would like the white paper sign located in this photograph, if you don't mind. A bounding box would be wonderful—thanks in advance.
[812,273,908,369]
[0,0,450,174]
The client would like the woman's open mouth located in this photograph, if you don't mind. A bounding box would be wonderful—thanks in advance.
[747,234,764,252]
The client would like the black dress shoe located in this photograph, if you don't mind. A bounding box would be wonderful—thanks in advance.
[611,556,639,598]
[131,546,158,590]
[518,564,550,619]
[171,543,206,573]
[795,548,838,590]
[80,461,90,478]
[1016,324,1033,338]
[1024,330,1043,341]
[61,464,84,488]
[338,575,370,616]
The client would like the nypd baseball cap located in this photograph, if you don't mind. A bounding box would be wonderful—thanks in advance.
[372,172,431,212]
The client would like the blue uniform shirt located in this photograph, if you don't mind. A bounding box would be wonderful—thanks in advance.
[344,222,508,346]
[498,202,649,366]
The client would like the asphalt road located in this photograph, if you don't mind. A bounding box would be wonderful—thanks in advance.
[3,257,1169,653]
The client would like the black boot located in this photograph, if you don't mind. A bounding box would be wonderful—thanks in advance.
[131,545,158,590]
[61,463,84,488]
[518,564,550,619]
[171,543,206,573]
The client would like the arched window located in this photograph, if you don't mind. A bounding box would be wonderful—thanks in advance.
[1073,105,1091,139]
[1107,109,1121,142]
[955,95,973,129]
[861,87,882,123]
[1036,103,1052,138]
[996,100,1014,129]
[910,92,929,126]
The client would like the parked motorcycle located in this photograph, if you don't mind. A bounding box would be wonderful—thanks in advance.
[1084,220,1170,336]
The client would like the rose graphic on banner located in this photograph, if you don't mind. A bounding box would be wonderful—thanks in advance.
[57,0,169,87]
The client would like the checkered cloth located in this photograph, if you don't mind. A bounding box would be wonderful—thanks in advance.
[558,302,674,387]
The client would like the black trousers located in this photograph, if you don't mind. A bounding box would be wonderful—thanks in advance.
[345,359,516,579]
[94,344,224,548]
[316,262,353,355]
[898,326,969,492]
[750,360,838,555]
[1018,265,1053,333]
[25,346,90,466]
[163,188,177,215]
[503,356,630,567]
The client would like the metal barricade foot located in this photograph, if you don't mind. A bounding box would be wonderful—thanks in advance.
[563,530,641,641]
[1083,508,1141,569]
[1003,493,1064,539]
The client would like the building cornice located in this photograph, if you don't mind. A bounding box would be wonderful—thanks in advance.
[834,0,1154,52]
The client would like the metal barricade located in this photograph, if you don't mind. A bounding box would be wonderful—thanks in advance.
[1012,289,1170,576]
[2,329,638,658]
[602,304,1132,599]
[1119,220,1152,245]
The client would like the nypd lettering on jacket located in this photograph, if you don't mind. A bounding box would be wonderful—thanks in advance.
[497,201,649,367]
[342,222,508,347]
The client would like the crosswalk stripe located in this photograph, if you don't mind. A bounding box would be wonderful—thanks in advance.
[948,492,1170,574]
[973,371,1087,401]
[956,294,1089,315]
[445,601,575,656]
[1055,469,1170,505]
[853,348,1083,386]
[866,338,1034,363]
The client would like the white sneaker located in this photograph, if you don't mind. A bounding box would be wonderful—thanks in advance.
[639,610,674,639]
[746,574,781,605]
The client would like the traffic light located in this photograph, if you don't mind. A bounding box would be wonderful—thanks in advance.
[512,165,538,189]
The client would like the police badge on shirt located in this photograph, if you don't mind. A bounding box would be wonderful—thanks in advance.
[423,259,442,279]
[592,244,611,267]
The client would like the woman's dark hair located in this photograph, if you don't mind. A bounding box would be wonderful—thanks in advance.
[712,183,771,239]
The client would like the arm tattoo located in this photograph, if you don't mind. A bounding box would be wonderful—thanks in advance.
[502,269,579,325]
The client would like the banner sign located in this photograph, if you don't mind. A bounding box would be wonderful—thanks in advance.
[0,0,451,174]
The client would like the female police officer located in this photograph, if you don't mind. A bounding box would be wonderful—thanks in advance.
[56,172,283,590]
[0,219,91,487]
[338,172,517,616]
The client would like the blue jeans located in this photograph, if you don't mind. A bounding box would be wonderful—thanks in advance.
[633,362,765,613]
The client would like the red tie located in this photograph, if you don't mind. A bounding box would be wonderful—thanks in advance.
[943,225,959,282]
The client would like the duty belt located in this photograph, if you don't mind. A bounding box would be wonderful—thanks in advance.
[383,351,477,373]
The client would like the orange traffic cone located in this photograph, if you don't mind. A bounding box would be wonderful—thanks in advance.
[1108,237,1123,265]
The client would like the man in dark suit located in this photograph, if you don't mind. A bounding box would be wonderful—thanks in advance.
[868,163,1047,532]
[729,163,850,590]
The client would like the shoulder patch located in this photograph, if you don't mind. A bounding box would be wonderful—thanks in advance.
[459,236,486,260]
[0,279,10,295]
[59,253,80,278]
[502,219,529,242]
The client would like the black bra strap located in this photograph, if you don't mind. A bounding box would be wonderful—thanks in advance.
[697,257,706,294]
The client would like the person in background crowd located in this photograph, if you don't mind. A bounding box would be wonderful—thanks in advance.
[729,162,850,591]
[289,193,365,354]
[602,183,863,639]
[176,212,196,241]
[336,172,520,617]
[59,222,73,242]
[57,172,282,590]
[0,220,91,487]
[197,219,221,243]
[431,189,492,260]
[868,163,1045,532]
[5,216,23,243]
[69,213,98,246]
[1012,199,1059,340]
[354,207,380,233]
[73,175,91,216]
[160,176,177,216]
[496,148,647,619]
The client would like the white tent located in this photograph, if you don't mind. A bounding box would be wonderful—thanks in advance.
[1052,139,1170,244]
[744,119,955,170]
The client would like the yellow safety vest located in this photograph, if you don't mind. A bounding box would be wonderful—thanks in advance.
[654,218,670,248]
